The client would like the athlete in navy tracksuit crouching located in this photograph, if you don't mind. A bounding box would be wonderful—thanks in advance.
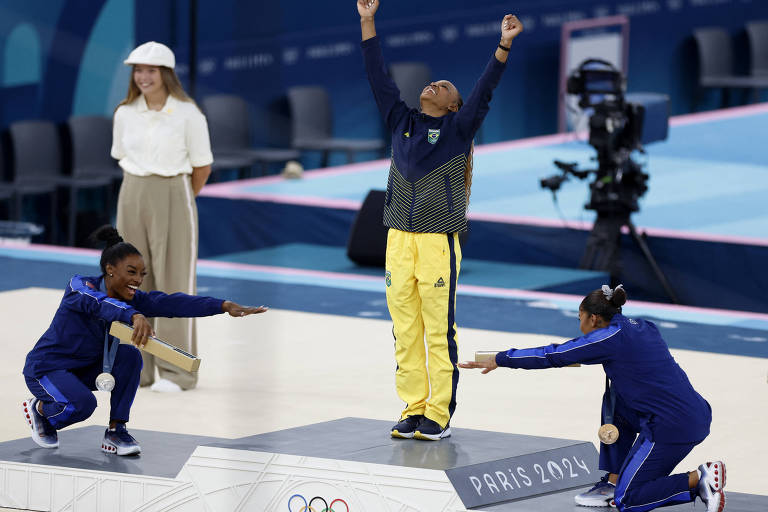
[460,285,725,512]
[22,226,267,455]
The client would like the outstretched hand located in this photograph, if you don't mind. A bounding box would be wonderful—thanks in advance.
[130,313,155,348]
[222,301,269,317]
[458,359,499,374]
[357,0,379,17]
[501,14,523,44]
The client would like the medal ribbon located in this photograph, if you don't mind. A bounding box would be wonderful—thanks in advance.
[103,329,120,374]
[601,375,617,425]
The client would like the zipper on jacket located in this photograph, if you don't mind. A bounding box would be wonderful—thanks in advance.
[444,174,453,213]
[408,181,416,231]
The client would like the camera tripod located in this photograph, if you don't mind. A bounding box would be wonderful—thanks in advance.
[580,211,679,304]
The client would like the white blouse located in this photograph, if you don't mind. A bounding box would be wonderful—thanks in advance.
[111,94,213,177]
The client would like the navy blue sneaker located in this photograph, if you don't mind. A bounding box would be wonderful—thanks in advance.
[391,415,424,439]
[574,474,616,507]
[102,423,141,456]
[22,398,58,449]
[414,417,451,441]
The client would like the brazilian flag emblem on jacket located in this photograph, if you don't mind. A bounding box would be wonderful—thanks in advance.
[385,270,392,287]
[427,129,440,144]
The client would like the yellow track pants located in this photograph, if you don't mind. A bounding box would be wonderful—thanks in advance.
[385,229,461,428]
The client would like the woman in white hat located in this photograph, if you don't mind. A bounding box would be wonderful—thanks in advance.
[111,41,213,393]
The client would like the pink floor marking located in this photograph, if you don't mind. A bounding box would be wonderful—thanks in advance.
[5,243,768,321]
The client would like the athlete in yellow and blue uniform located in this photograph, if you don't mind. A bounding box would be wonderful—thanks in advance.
[358,0,523,440]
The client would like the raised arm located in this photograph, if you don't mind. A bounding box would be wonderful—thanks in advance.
[358,0,378,41]
[358,0,409,130]
[495,14,523,64]
[454,14,524,137]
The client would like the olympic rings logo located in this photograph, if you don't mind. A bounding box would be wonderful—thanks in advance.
[288,494,349,512]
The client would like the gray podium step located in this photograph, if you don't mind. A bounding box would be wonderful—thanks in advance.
[1,419,765,511]
[0,425,223,478]
[205,417,592,470]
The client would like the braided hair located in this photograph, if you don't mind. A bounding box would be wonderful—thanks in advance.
[580,285,627,322]
[455,94,474,207]
[88,225,141,275]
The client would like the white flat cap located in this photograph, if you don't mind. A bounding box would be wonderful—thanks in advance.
[124,41,175,69]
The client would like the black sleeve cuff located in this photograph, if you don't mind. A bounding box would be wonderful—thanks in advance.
[360,35,379,49]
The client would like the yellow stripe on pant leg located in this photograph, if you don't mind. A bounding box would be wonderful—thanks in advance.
[386,229,429,419]
[416,232,461,428]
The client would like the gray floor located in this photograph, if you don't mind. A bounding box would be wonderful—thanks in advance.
[205,417,589,470]
[0,425,222,478]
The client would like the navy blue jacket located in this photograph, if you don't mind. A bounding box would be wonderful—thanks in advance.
[495,314,711,443]
[361,36,506,233]
[23,275,224,378]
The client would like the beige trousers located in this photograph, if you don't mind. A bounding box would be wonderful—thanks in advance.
[116,172,199,390]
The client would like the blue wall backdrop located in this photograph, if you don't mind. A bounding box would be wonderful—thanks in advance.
[0,0,135,127]
[146,0,767,157]
[0,0,766,159]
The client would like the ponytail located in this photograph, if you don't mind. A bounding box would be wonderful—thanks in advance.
[580,284,627,322]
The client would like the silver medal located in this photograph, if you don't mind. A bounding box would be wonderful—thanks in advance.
[95,372,116,392]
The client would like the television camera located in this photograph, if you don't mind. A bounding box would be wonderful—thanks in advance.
[540,59,678,302]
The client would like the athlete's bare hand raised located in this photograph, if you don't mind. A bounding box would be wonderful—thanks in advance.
[357,0,379,18]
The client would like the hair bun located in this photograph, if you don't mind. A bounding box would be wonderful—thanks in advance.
[610,285,627,307]
[88,225,124,248]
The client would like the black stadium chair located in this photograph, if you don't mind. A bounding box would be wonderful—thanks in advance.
[67,116,123,183]
[389,61,432,110]
[746,20,768,100]
[692,27,768,109]
[9,120,113,245]
[287,85,386,168]
[202,94,300,179]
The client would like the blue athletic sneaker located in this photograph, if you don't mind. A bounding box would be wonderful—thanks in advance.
[22,398,58,449]
[574,474,616,507]
[413,417,451,441]
[101,423,141,456]
[391,415,424,439]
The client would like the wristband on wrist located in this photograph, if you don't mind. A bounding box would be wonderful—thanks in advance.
[498,43,511,52]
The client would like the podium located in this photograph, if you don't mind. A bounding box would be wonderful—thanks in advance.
[1,418,766,511]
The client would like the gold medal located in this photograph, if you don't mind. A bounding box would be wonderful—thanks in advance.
[598,423,619,444]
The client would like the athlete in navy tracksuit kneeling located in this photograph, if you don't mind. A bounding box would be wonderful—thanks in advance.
[22,226,267,455]
[459,285,725,512]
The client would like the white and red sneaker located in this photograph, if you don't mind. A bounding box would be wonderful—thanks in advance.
[102,423,141,456]
[697,461,726,512]
[575,475,616,508]
[22,398,58,449]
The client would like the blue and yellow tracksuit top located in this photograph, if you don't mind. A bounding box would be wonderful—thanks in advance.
[361,36,506,233]
[496,314,712,443]
[23,275,224,378]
